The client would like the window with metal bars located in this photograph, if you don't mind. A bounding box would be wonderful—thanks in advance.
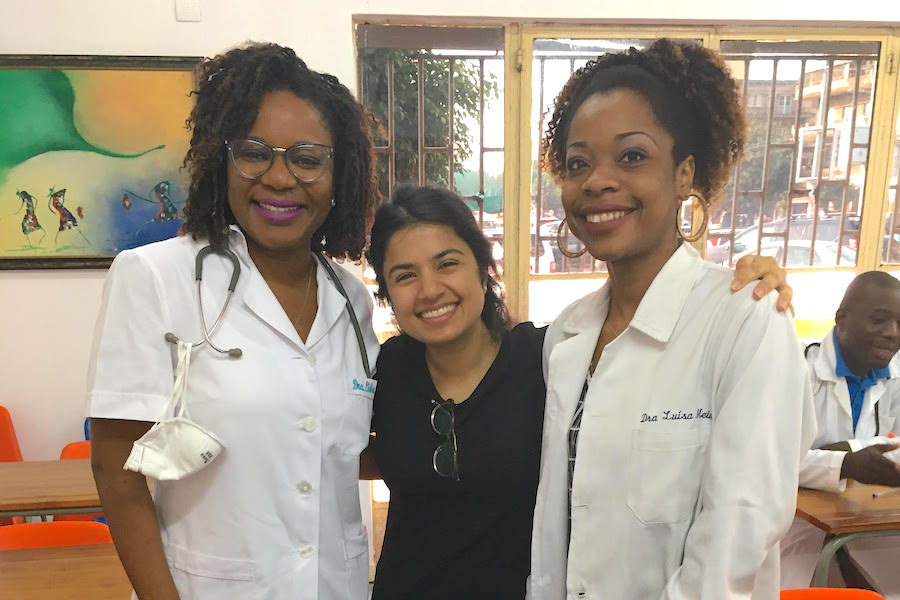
[709,40,880,268]
[356,24,505,261]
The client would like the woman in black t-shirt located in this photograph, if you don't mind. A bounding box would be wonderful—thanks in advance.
[365,185,545,599]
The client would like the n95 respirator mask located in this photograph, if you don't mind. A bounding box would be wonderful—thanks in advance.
[124,340,225,480]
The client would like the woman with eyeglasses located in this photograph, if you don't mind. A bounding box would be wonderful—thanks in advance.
[528,39,816,599]
[362,184,795,600]
[88,43,379,600]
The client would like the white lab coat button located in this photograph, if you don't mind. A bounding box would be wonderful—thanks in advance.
[300,417,318,432]
[298,544,314,558]
[297,481,313,495]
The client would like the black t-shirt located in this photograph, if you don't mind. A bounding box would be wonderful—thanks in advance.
[371,322,547,600]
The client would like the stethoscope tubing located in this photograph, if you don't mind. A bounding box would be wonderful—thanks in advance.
[166,244,372,377]
[195,246,242,357]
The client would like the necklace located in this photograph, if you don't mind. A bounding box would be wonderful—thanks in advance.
[291,263,316,331]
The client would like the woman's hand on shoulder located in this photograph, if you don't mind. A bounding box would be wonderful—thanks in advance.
[731,254,793,314]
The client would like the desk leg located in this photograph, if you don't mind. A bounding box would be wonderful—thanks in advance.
[813,531,900,587]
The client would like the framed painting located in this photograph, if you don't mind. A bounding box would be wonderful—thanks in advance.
[0,55,201,269]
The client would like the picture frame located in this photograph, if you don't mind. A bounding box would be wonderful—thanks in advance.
[0,54,202,269]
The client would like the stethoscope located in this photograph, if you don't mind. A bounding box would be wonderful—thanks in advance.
[165,245,372,378]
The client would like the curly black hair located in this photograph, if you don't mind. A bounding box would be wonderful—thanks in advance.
[181,42,377,260]
[543,38,746,204]
[365,185,511,337]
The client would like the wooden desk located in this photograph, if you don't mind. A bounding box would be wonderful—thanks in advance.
[0,459,102,518]
[796,484,900,586]
[0,543,131,599]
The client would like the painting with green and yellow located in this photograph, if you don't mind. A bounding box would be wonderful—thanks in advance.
[0,66,194,260]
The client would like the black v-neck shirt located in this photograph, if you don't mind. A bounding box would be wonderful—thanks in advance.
[371,322,547,600]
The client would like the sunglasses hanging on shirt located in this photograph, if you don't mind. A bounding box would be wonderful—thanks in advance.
[430,399,460,481]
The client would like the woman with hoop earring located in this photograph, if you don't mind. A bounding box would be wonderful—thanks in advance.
[528,39,816,599]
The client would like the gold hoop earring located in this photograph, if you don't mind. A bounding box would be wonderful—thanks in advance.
[556,218,587,259]
[676,192,709,243]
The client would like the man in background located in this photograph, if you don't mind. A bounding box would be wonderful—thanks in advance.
[781,271,900,595]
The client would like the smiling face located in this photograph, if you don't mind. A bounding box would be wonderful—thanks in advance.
[836,280,900,374]
[383,223,488,348]
[560,88,694,265]
[226,90,334,259]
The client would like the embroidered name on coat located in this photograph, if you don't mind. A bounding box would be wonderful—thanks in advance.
[641,408,712,423]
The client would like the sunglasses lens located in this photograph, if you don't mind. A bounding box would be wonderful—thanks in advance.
[433,442,457,479]
[431,403,453,436]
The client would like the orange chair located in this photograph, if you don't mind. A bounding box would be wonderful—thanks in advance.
[0,406,24,526]
[55,440,103,522]
[0,521,112,550]
[59,440,91,460]
[781,589,886,599]
[0,406,23,463]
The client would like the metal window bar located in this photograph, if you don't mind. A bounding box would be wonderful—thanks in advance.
[836,59,863,265]
[534,57,547,273]
[889,136,900,262]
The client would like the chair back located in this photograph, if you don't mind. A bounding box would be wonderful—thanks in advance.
[0,521,112,550]
[55,440,103,522]
[0,406,23,462]
[781,589,886,599]
[59,440,91,460]
[0,406,24,525]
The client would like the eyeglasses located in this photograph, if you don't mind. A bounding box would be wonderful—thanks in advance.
[226,138,334,183]
[430,399,460,481]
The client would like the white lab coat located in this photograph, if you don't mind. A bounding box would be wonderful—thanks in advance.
[528,243,817,600]
[780,329,900,594]
[87,227,380,600]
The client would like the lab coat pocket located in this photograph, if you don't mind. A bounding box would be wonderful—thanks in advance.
[343,529,370,598]
[627,427,709,525]
[339,377,376,455]
[165,542,257,581]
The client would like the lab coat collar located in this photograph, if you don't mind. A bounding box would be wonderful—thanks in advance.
[305,255,350,350]
[227,226,346,351]
[812,328,841,384]
[560,243,704,344]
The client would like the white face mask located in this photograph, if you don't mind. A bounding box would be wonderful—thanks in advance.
[124,340,225,480]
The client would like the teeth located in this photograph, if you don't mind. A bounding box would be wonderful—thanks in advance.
[421,304,456,319]
[259,202,298,213]
[586,210,628,223]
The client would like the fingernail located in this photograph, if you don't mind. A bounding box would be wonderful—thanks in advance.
[753,288,763,299]
[731,281,740,290]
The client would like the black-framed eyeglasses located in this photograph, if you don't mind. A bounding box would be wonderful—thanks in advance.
[226,137,334,183]
[430,399,460,481]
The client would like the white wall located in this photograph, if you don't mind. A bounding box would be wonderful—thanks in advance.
[1,0,898,460]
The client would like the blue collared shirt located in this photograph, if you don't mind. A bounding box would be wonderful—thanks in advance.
[833,329,891,432]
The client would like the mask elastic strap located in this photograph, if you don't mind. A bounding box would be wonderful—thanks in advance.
[172,340,193,420]
[150,340,194,424]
